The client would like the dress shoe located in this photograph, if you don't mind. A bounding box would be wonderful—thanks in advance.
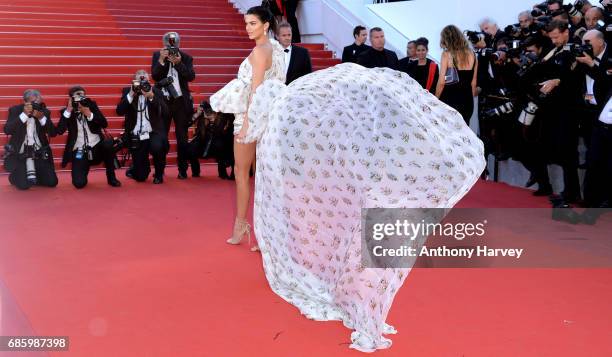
[153,175,163,184]
[107,177,122,187]
[125,168,134,179]
[177,171,188,180]
[192,172,201,178]
[561,191,581,204]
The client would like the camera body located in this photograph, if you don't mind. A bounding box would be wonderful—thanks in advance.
[465,30,487,45]
[564,42,594,58]
[72,95,92,111]
[155,76,180,99]
[132,76,152,93]
[30,102,47,113]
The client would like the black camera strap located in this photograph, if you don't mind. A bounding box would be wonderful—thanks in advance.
[78,112,90,150]
[135,96,150,136]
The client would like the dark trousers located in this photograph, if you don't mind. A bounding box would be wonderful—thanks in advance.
[129,132,168,181]
[71,139,117,189]
[580,105,599,154]
[164,97,189,173]
[187,137,234,177]
[286,0,301,43]
[583,121,612,207]
[8,157,58,190]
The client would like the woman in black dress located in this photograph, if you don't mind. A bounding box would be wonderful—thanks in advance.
[403,37,439,94]
[435,25,478,125]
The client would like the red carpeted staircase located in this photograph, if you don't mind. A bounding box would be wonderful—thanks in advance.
[0,0,340,170]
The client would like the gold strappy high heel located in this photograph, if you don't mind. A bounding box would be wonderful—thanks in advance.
[226,218,251,245]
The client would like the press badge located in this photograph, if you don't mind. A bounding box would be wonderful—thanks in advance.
[139,132,150,140]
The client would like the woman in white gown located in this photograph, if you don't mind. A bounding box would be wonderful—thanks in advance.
[211,7,486,352]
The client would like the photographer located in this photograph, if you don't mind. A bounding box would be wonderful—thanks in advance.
[188,101,235,180]
[479,17,508,50]
[151,31,196,179]
[3,89,58,190]
[56,86,121,188]
[116,70,169,184]
[529,20,584,201]
[575,29,611,208]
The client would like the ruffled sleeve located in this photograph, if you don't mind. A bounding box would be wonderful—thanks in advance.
[209,77,250,114]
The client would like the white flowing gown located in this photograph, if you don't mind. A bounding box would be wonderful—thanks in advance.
[211,39,485,352]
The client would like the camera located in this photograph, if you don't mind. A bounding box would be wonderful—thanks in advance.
[464,30,487,45]
[517,52,540,77]
[563,4,581,18]
[574,0,589,12]
[132,76,152,93]
[30,102,46,113]
[166,35,179,57]
[484,102,515,118]
[518,101,539,126]
[531,2,549,17]
[72,95,92,111]
[505,24,522,39]
[564,42,594,58]
[155,76,180,99]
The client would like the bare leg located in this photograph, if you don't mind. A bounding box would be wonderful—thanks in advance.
[228,136,258,250]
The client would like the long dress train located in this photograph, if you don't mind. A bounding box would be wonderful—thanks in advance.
[211,41,485,352]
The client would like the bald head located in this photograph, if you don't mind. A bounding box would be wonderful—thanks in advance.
[585,7,605,30]
[583,29,606,56]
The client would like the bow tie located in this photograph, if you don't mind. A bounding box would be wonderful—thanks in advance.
[284,49,290,53]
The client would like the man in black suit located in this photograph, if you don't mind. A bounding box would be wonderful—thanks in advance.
[576,30,611,209]
[116,70,169,184]
[3,89,58,190]
[56,86,121,188]
[151,31,196,179]
[357,28,399,70]
[277,22,312,85]
[479,17,508,51]
[531,20,585,201]
[341,25,370,63]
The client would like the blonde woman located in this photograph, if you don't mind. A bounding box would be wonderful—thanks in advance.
[435,25,478,124]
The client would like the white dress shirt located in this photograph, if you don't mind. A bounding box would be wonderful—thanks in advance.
[127,92,153,136]
[19,112,44,152]
[64,110,100,150]
[283,45,292,75]
[598,96,612,124]
[585,44,607,105]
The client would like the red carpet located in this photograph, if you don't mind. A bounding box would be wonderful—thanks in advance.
[1,169,611,357]
[0,0,340,169]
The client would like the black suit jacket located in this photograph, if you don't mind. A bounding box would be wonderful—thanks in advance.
[4,104,55,150]
[151,49,196,109]
[286,45,313,85]
[55,101,107,167]
[342,43,371,63]
[116,87,167,135]
[356,48,399,70]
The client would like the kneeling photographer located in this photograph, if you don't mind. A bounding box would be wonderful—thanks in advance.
[3,89,58,190]
[116,70,169,184]
[188,101,234,180]
[56,86,121,188]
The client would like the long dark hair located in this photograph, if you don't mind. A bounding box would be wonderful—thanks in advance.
[246,6,277,35]
[440,25,472,67]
